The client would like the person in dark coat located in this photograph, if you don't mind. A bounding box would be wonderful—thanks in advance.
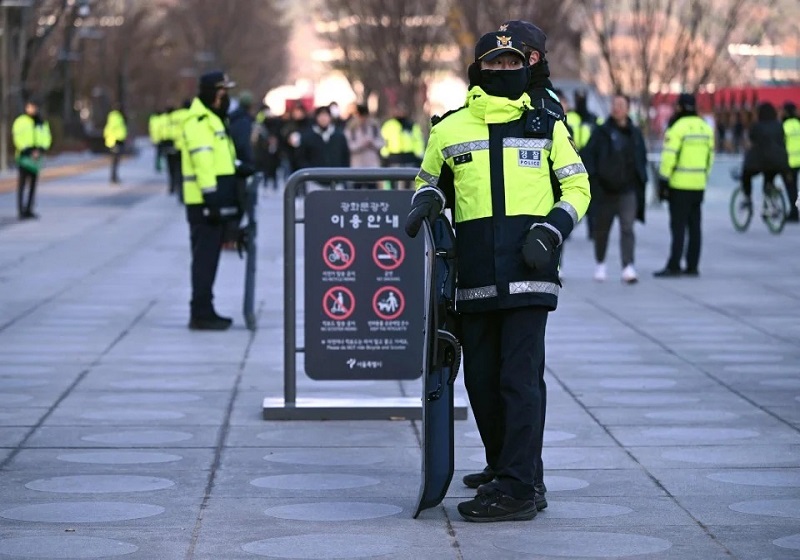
[582,93,647,284]
[741,102,790,203]
[228,91,256,171]
[297,105,350,171]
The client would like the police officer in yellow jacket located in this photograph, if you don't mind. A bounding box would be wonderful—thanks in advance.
[103,106,127,184]
[654,93,714,277]
[405,31,590,522]
[182,71,238,330]
[12,98,51,220]
[782,102,800,222]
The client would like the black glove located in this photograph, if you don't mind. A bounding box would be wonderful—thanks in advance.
[236,160,257,178]
[236,227,249,258]
[404,189,443,238]
[658,178,670,202]
[522,226,559,271]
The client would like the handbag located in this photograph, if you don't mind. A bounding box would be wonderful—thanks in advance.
[17,154,41,174]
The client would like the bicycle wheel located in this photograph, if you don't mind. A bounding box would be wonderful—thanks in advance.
[762,184,787,234]
[730,187,752,232]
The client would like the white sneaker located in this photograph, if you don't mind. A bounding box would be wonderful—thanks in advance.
[621,264,638,284]
[594,263,607,282]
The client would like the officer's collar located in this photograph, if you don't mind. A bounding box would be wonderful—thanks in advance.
[467,87,530,124]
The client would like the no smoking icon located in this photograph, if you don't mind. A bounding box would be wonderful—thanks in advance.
[372,236,405,271]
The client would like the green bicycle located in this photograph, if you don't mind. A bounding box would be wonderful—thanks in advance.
[729,169,787,234]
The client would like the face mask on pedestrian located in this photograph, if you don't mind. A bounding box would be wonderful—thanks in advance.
[480,67,529,100]
[217,92,231,116]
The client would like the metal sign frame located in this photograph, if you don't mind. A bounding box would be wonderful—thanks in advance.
[263,167,468,421]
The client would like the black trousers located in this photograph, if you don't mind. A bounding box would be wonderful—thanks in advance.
[786,167,799,217]
[187,209,225,318]
[166,152,182,195]
[17,168,38,217]
[110,143,122,182]
[461,306,548,500]
[666,189,704,272]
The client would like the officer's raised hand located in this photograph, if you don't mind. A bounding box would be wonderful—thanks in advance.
[522,225,559,271]
[405,186,444,238]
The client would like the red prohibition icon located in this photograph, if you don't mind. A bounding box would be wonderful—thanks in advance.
[323,236,355,270]
[323,286,355,320]
[372,236,405,271]
[372,286,405,320]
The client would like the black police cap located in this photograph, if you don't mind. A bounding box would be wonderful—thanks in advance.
[499,20,547,54]
[198,71,236,92]
[677,92,696,110]
[474,31,526,63]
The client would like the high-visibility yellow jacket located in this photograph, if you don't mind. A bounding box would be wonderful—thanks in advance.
[148,113,162,144]
[783,117,800,169]
[169,107,190,151]
[565,110,593,149]
[659,114,714,190]
[103,110,127,149]
[380,117,424,164]
[415,86,591,312]
[181,98,236,206]
[12,114,52,157]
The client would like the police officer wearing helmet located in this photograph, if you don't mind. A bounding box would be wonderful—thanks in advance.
[654,93,714,277]
[182,70,239,330]
[405,31,591,522]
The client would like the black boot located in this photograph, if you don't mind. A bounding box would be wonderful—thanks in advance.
[463,466,494,489]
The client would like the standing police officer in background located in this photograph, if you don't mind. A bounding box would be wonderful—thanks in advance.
[103,104,127,184]
[782,102,800,222]
[405,31,590,522]
[654,93,714,278]
[182,71,238,330]
[12,98,51,220]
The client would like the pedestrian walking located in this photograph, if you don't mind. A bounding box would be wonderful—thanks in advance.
[12,98,51,220]
[405,30,590,522]
[181,71,239,330]
[103,105,127,184]
[654,93,714,278]
[297,105,350,189]
[582,94,648,284]
[345,104,383,189]
[781,102,799,222]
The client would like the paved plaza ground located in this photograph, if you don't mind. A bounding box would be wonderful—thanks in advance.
[0,148,798,559]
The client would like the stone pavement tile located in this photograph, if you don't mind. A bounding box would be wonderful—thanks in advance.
[213,466,419,499]
[766,406,800,427]
[457,421,618,449]
[583,402,785,427]
[711,525,800,560]
[3,448,215,473]
[192,505,456,560]
[222,446,421,473]
[75,371,239,393]
[607,424,800,446]
[573,390,746,410]
[457,446,639,473]
[41,399,228,427]
[24,425,221,449]
[0,428,30,448]
[627,444,800,469]
[225,421,419,448]
[0,528,192,560]
[0,408,49,426]
[452,522,733,560]
[648,467,800,498]
[735,390,800,408]
[672,494,800,527]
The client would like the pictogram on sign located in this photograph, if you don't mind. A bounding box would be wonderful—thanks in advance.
[323,236,355,270]
[323,286,355,320]
[372,236,405,271]
[372,286,405,320]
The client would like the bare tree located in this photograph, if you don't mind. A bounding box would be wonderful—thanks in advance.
[315,0,452,117]
[575,0,752,110]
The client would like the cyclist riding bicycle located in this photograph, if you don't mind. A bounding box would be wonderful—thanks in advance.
[741,102,792,209]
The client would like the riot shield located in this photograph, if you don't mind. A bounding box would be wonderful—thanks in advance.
[241,175,259,330]
[413,215,461,518]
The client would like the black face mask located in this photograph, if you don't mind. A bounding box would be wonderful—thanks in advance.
[480,67,529,99]
[217,93,231,117]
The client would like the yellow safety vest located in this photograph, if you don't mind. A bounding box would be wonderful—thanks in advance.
[415,87,591,312]
[103,110,127,148]
[12,114,52,156]
[181,98,236,206]
[783,117,800,169]
[659,115,714,190]
[380,118,424,160]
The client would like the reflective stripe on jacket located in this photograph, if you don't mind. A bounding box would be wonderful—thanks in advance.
[181,98,236,206]
[415,87,590,313]
[659,115,714,190]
